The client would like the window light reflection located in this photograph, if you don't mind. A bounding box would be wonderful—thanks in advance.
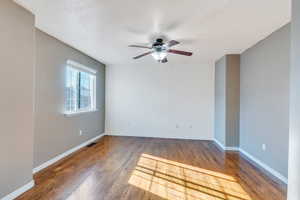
[129,153,252,200]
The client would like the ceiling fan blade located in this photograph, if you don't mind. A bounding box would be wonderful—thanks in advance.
[167,40,180,47]
[161,58,168,63]
[129,45,152,49]
[133,51,154,59]
[168,49,193,56]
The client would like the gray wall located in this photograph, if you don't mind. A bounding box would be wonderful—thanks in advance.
[215,55,240,147]
[240,24,290,178]
[226,55,240,147]
[288,0,300,198]
[34,30,105,167]
[0,1,35,198]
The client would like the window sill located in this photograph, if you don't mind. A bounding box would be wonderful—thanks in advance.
[64,109,98,117]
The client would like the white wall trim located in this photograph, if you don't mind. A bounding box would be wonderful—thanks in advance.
[67,60,97,74]
[239,148,288,184]
[107,132,213,141]
[213,139,287,184]
[64,109,99,117]
[33,133,105,174]
[213,139,226,150]
[213,139,240,151]
[31,133,287,188]
[1,180,35,200]
[225,146,240,151]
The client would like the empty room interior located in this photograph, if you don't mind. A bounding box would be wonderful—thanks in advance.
[1,0,300,200]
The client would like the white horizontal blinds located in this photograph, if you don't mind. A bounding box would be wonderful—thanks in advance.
[65,60,97,114]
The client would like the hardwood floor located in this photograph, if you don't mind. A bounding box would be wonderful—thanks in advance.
[17,136,286,200]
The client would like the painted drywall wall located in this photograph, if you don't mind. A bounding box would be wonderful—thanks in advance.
[214,57,226,146]
[214,55,240,148]
[34,30,105,168]
[0,1,35,198]
[105,62,214,140]
[225,55,240,147]
[240,24,290,178]
[288,0,300,198]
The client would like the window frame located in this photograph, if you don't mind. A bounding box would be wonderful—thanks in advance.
[64,60,97,116]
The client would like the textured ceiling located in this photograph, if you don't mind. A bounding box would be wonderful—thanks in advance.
[15,0,290,65]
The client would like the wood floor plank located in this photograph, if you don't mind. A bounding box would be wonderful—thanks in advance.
[16,136,286,200]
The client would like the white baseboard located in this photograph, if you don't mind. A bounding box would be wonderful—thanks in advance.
[213,139,226,150]
[213,139,240,151]
[32,134,286,186]
[213,138,287,184]
[1,180,34,200]
[106,132,213,141]
[33,133,105,174]
[239,148,288,184]
[225,146,240,151]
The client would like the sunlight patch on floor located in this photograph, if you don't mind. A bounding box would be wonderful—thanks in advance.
[129,153,252,200]
[66,173,96,200]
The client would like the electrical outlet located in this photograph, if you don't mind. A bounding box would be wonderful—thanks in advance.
[79,130,83,136]
[176,124,180,128]
[262,144,266,151]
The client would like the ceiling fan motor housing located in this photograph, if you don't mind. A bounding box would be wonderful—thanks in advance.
[153,38,164,46]
[153,38,167,52]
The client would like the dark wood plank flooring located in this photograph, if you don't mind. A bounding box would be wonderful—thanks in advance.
[17,136,286,200]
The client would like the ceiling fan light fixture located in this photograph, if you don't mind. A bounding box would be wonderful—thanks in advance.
[151,51,167,61]
[129,39,193,62]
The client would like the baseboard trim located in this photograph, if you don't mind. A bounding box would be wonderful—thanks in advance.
[1,180,35,200]
[106,132,213,141]
[213,139,240,151]
[33,133,105,174]
[213,138,287,184]
[225,146,240,151]
[33,134,287,185]
[239,148,288,184]
[213,139,226,150]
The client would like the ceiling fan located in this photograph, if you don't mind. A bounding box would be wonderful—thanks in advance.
[129,38,193,63]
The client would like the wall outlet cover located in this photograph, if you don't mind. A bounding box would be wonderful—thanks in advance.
[262,144,266,151]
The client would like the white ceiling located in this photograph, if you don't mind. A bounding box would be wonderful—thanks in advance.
[15,0,290,65]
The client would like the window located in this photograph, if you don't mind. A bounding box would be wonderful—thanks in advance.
[65,60,96,115]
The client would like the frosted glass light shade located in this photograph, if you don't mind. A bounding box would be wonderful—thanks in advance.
[151,51,167,61]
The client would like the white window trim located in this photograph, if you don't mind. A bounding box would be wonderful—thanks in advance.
[64,108,99,117]
[64,61,97,117]
[67,60,97,74]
